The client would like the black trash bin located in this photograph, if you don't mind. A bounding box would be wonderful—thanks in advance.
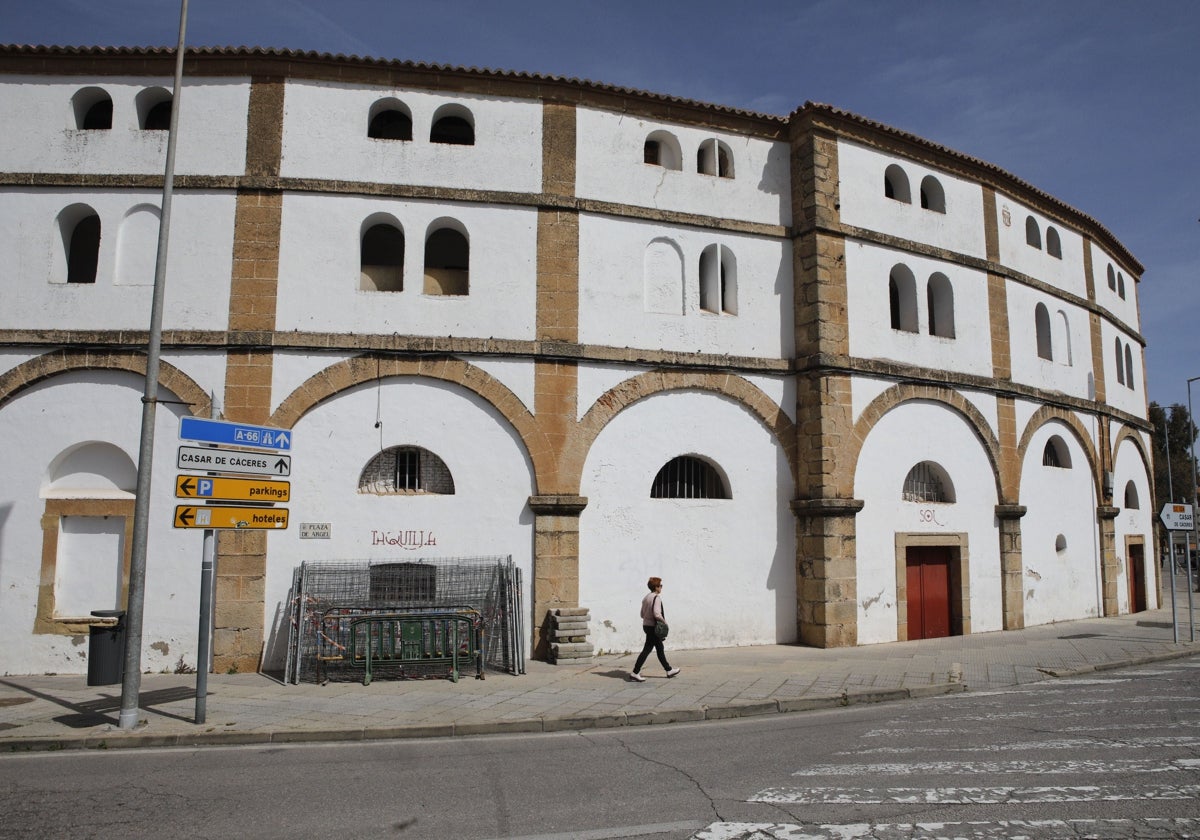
[87,609,126,686]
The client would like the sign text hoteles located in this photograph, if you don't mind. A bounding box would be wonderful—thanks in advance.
[175,475,291,503]
[1160,503,1195,532]
[179,417,293,452]
[174,505,289,530]
[177,446,291,477]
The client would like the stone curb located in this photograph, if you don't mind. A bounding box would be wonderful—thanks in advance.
[1036,648,1199,679]
[0,682,968,754]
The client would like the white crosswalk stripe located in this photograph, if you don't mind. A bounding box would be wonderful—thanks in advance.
[787,757,1199,775]
[749,782,1200,804]
[692,819,1200,840]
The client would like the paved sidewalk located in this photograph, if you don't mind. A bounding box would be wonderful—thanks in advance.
[2,606,1198,752]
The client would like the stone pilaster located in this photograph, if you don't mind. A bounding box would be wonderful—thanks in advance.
[995,504,1027,630]
[1097,505,1121,616]
[792,498,863,648]
[529,495,587,660]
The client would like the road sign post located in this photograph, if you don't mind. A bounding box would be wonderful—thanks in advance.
[1160,504,1196,643]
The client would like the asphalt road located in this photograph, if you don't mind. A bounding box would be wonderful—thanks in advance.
[1,658,1198,839]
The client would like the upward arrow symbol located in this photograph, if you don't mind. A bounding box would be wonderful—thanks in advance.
[275,458,290,475]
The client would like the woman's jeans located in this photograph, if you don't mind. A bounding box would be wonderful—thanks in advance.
[633,625,671,673]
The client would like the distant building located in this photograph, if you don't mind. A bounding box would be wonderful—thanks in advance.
[0,46,1154,676]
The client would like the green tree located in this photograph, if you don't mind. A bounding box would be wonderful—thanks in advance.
[1150,402,1198,511]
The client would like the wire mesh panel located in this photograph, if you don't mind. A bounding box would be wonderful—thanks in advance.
[285,556,524,683]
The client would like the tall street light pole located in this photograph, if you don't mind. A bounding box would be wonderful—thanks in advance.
[118,0,189,731]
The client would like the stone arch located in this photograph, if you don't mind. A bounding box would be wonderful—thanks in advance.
[270,353,549,489]
[0,349,211,417]
[1111,423,1153,490]
[848,383,1003,502]
[1015,405,1102,500]
[575,369,797,488]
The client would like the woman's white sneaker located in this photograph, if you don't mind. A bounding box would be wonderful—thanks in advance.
[666,668,681,677]
[629,672,646,682]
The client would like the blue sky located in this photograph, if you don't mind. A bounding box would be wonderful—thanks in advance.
[6,0,1199,408]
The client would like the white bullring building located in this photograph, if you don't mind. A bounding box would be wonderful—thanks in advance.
[0,46,1155,675]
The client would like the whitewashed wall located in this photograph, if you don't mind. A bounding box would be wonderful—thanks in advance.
[578,389,795,653]
[574,107,790,226]
[0,370,200,675]
[279,81,542,193]
[993,193,1087,299]
[1090,242,1141,333]
[1018,418,1102,626]
[260,376,536,669]
[1005,281,1095,399]
[0,77,250,176]
[1112,434,1156,612]
[844,240,992,376]
[0,188,237,331]
[577,214,793,357]
[837,141,986,258]
[275,195,538,339]
[853,398,1003,644]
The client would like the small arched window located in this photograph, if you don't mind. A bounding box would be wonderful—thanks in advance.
[73,87,113,130]
[699,244,736,315]
[358,446,455,494]
[368,100,413,140]
[360,221,405,292]
[1043,435,1072,468]
[902,461,955,503]
[644,237,685,315]
[919,176,945,213]
[430,106,474,145]
[1045,227,1062,259]
[1025,216,1041,249]
[1117,272,1126,300]
[1124,344,1135,389]
[66,213,101,284]
[1114,337,1125,386]
[884,164,911,203]
[1106,264,1117,291]
[1123,481,1140,510]
[889,265,918,332]
[424,224,469,295]
[644,131,682,170]
[651,455,729,499]
[1035,302,1053,361]
[1055,310,1072,366]
[1055,534,1068,553]
[136,88,173,130]
[927,273,954,338]
[697,139,734,178]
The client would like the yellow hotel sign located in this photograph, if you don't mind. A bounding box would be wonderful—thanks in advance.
[174,505,289,530]
[175,475,290,503]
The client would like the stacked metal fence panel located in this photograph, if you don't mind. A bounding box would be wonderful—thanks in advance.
[284,556,524,683]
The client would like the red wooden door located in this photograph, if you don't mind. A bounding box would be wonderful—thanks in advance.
[1128,543,1147,613]
[906,546,952,639]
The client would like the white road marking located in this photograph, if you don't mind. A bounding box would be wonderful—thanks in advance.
[843,735,1200,755]
[789,757,1195,776]
[748,783,1200,804]
[489,820,707,840]
[692,818,1200,840]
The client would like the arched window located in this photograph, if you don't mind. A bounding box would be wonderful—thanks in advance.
[1114,337,1125,386]
[699,244,736,315]
[430,106,474,145]
[358,446,455,494]
[1025,216,1041,249]
[136,88,172,130]
[1055,310,1072,366]
[644,238,684,315]
[927,273,955,338]
[902,461,955,503]
[1045,226,1062,259]
[919,176,945,213]
[66,212,101,284]
[889,265,918,332]
[1124,344,1135,389]
[884,164,911,203]
[424,223,469,295]
[360,221,405,292]
[368,100,413,140]
[1043,435,1072,468]
[1035,302,1053,361]
[644,131,682,170]
[73,87,112,130]
[1055,534,1068,553]
[650,455,729,499]
[1106,264,1117,291]
[697,139,734,178]
[115,204,160,286]
[1123,481,1140,510]
[1117,272,1126,299]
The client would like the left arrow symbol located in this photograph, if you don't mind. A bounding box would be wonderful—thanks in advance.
[176,507,195,527]
[179,477,195,496]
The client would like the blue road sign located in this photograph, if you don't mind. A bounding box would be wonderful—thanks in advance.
[179,417,293,451]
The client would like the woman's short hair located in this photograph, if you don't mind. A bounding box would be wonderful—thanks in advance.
[647,576,662,590]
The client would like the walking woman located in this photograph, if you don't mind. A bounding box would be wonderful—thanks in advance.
[629,576,681,681]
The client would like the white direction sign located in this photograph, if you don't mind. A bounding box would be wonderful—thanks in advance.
[1159,503,1194,532]
[177,445,291,477]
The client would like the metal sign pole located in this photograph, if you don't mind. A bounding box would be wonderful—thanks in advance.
[1188,538,1196,643]
[1169,531,1178,644]
[195,528,215,723]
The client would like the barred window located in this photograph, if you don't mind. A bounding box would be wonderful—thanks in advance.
[358,446,455,494]
[651,456,728,499]
[1042,436,1072,469]
[902,461,955,503]
[1124,481,1139,510]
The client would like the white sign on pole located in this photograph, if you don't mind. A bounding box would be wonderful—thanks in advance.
[1160,503,1195,532]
